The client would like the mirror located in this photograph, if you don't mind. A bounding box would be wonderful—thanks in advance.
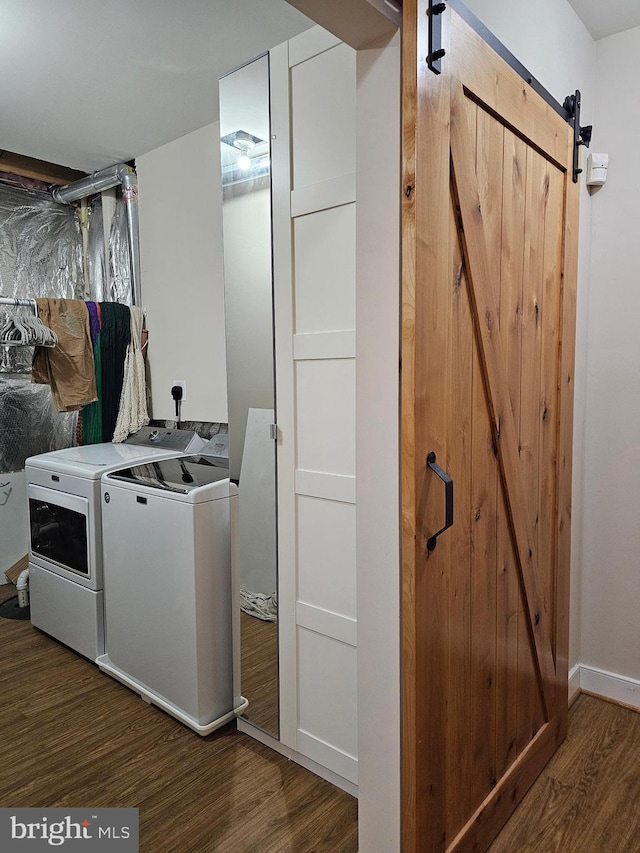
[219,55,279,738]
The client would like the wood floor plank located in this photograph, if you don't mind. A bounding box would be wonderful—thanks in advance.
[0,586,357,853]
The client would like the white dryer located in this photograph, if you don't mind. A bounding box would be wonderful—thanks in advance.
[97,455,239,735]
[25,428,205,660]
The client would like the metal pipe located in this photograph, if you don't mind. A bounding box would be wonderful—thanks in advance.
[51,163,130,204]
[79,197,90,298]
[52,164,142,307]
[120,170,142,309]
[0,296,37,309]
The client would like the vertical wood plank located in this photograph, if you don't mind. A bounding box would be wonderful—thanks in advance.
[538,163,564,663]
[516,146,548,752]
[413,5,453,846]
[469,103,502,809]
[445,159,474,844]
[400,0,419,847]
[519,146,546,549]
[401,0,452,849]
[516,577,544,752]
[470,304,499,807]
[495,128,526,777]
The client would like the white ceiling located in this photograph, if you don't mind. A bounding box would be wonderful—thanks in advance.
[0,0,311,173]
[567,0,640,40]
[1,1,639,176]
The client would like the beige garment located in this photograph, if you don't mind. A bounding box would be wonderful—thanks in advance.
[113,306,149,442]
[32,298,97,412]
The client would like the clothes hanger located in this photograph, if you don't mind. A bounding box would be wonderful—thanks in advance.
[0,300,57,347]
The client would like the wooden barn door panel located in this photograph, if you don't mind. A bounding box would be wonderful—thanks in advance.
[402,3,579,851]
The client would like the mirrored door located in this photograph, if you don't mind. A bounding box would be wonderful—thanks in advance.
[219,55,279,738]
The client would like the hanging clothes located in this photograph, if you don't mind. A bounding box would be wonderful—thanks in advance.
[113,306,149,442]
[99,302,130,442]
[31,298,97,412]
[80,301,103,444]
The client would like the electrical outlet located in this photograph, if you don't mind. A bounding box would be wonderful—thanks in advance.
[172,380,187,402]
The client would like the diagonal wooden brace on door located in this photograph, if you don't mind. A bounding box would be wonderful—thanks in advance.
[449,82,556,719]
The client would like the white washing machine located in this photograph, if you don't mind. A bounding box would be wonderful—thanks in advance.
[25,428,205,661]
[97,455,242,735]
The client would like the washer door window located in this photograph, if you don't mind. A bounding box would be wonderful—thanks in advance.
[28,484,90,578]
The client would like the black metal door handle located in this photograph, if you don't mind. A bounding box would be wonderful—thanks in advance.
[426,451,454,551]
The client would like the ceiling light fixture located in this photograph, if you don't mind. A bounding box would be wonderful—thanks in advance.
[220,129,264,174]
[236,145,253,171]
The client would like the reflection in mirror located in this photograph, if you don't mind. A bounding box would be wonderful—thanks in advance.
[219,54,279,738]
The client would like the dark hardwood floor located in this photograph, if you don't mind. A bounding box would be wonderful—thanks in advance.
[0,586,357,853]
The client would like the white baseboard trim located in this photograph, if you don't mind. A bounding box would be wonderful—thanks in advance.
[236,717,359,798]
[579,664,640,710]
[569,663,640,711]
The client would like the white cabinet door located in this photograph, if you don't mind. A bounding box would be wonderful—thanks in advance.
[273,26,358,786]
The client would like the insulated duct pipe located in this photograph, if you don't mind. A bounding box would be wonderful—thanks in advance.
[16,568,29,609]
[52,163,141,307]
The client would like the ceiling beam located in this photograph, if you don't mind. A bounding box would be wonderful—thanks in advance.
[0,150,87,186]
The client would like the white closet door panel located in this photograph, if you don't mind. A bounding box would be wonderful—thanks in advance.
[294,331,356,361]
[297,730,358,786]
[294,204,356,334]
[297,601,357,647]
[297,496,356,619]
[291,43,356,190]
[298,627,358,760]
[271,27,359,778]
[296,359,355,476]
[295,470,356,503]
[291,174,356,218]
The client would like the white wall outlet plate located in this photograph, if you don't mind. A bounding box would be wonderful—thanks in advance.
[172,380,187,402]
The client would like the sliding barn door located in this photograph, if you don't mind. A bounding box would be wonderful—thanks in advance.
[401,3,579,851]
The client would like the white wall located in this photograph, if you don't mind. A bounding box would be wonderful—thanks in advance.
[356,32,401,853]
[465,0,596,671]
[578,26,640,685]
[137,122,228,423]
